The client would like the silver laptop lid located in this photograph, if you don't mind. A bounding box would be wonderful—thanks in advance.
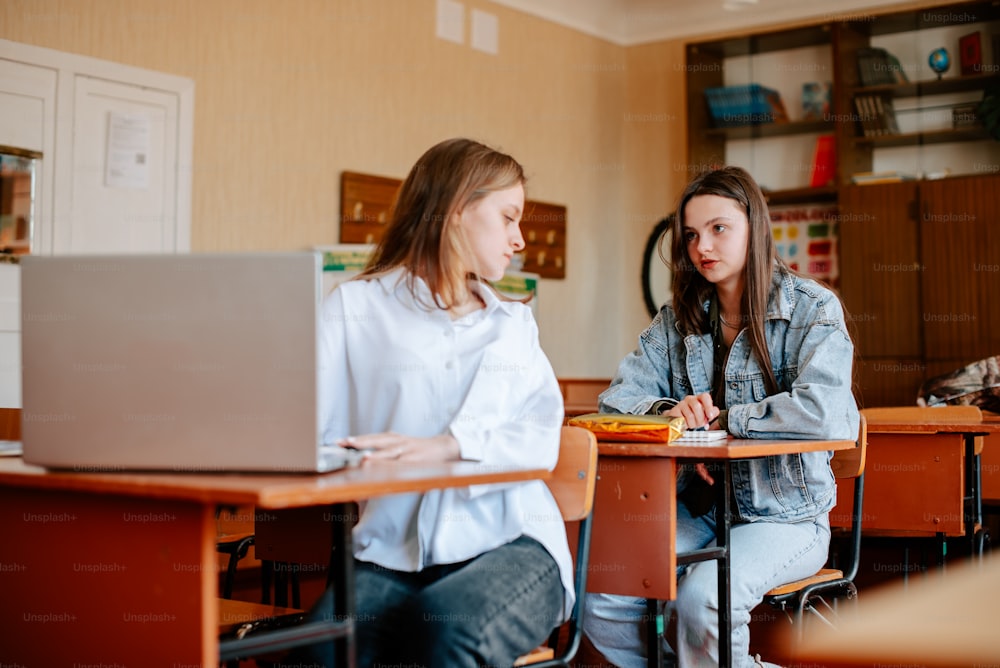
[21,252,333,472]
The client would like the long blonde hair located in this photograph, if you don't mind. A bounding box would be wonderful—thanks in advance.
[360,138,525,309]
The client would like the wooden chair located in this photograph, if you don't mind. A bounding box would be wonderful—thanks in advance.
[216,504,303,607]
[517,425,599,667]
[763,415,868,638]
[215,505,258,601]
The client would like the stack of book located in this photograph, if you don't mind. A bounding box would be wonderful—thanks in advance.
[856,47,909,86]
[704,84,789,128]
[853,93,901,137]
[850,171,917,185]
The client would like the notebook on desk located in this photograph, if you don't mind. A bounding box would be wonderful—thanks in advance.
[20,252,354,473]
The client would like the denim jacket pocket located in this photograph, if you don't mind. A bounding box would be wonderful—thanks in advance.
[749,374,768,403]
[767,454,813,512]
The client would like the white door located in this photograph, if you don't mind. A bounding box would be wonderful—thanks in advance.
[61,76,181,254]
[0,58,57,408]
[0,40,193,407]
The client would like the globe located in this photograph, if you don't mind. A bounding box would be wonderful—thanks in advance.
[928,47,950,78]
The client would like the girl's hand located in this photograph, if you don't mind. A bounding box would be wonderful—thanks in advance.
[338,432,461,463]
[663,392,720,430]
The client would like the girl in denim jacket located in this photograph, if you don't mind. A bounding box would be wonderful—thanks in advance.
[583,166,860,668]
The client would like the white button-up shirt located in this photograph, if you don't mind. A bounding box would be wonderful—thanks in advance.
[318,268,573,617]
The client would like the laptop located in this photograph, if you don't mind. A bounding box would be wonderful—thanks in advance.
[20,251,355,473]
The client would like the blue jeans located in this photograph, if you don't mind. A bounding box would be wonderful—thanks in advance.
[302,534,564,668]
[583,500,831,668]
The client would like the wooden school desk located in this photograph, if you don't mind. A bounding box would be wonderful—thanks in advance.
[854,407,1000,561]
[586,436,855,668]
[980,411,1000,503]
[0,457,548,667]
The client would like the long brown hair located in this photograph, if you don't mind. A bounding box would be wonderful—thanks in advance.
[360,138,525,310]
[670,166,782,395]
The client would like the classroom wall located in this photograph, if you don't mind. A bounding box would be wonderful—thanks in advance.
[1,0,941,378]
[2,0,680,378]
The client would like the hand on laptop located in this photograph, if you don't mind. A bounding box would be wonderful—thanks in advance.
[339,432,461,463]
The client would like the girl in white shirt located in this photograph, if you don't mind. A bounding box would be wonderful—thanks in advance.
[306,138,572,668]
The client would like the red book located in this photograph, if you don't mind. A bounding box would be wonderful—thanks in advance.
[809,134,836,188]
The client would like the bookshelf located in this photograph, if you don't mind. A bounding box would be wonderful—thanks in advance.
[684,0,1000,407]
[686,1,1000,189]
[836,2,1000,181]
[686,24,836,199]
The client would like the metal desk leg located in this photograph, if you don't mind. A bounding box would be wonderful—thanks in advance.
[646,598,662,668]
[715,464,732,668]
[330,501,357,668]
[965,436,985,560]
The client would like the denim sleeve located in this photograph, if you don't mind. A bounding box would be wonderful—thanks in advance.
[727,304,860,441]
[598,311,678,416]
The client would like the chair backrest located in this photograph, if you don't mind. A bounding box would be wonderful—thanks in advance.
[546,426,598,522]
[862,405,982,423]
[831,414,867,480]
[527,425,597,667]
[836,414,868,583]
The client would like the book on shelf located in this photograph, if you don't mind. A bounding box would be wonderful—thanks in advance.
[960,31,983,76]
[850,171,917,185]
[856,47,909,86]
[872,95,901,134]
[884,52,909,84]
[853,93,900,137]
[853,95,878,137]
[802,81,832,121]
[953,103,981,128]
[809,134,836,188]
[704,84,788,127]
[764,88,789,123]
[858,95,875,137]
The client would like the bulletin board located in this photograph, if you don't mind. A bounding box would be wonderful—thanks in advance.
[339,171,400,245]
[339,171,567,279]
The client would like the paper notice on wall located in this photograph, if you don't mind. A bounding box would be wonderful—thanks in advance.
[105,111,151,189]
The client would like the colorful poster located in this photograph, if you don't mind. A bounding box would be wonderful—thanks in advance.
[769,204,839,287]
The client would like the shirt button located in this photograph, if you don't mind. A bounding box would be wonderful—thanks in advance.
[730,382,738,389]
[445,360,454,370]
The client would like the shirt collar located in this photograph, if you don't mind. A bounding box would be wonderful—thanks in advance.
[375,267,514,319]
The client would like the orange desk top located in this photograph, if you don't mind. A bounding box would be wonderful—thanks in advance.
[0,457,549,508]
[865,419,1000,434]
[596,437,854,459]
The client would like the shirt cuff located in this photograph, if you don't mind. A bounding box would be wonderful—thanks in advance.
[647,398,679,415]
[717,409,729,433]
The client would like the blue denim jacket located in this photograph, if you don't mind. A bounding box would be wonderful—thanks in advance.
[600,268,860,522]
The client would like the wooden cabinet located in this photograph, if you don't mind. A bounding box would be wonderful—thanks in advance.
[838,181,922,359]
[685,1,1000,407]
[919,175,1000,371]
[838,175,1000,406]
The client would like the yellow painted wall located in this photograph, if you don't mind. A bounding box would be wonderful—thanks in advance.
[3,0,675,377]
[2,0,940,377]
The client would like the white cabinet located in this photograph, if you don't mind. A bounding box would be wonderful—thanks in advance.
[0,40,194,406]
